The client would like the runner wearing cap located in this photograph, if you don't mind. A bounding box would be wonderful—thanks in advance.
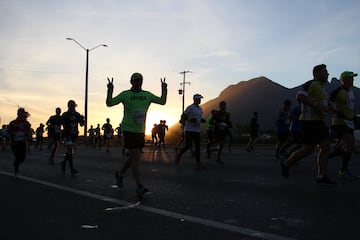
[106,72,167,197]
[329,71,358,180]
[175,93,206,169]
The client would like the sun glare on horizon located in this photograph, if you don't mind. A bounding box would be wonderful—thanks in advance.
[145,110,178,136]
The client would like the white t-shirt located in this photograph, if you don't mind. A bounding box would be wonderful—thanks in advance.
[183,104,203,132]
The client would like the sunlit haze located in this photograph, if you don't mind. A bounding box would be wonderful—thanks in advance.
[1,0,359,135]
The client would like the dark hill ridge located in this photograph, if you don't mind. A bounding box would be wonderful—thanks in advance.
[200,76,360,130]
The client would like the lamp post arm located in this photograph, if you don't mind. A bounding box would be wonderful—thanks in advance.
[66,38,87,51]
[89,44,108,51]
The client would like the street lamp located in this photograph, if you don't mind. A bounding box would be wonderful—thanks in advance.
[66,37,108,139]
[179,71,192,113]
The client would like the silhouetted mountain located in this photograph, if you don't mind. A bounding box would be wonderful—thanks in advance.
[201,76,295,131]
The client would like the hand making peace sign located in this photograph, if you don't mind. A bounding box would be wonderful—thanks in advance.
[161,77,167,88]
[107,77,114,91]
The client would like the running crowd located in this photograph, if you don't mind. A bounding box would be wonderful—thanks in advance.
[1,66,358,197]
[276,65,358,185]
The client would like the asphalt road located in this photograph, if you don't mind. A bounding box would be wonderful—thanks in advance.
[0,143,359,240]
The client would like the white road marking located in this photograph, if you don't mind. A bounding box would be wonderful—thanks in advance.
[0,170,298,240]
[105,201,141,211]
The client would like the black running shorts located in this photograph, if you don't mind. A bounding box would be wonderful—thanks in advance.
[301,120,329,145]
[123,131,145,149]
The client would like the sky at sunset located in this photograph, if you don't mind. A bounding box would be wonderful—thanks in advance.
[1,0,359,135]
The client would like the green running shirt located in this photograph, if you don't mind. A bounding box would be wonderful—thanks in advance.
[329,86,355,127]
[107,89,167,133]
[299,80,327,121]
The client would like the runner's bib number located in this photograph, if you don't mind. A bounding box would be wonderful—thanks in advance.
[133,110,146,125]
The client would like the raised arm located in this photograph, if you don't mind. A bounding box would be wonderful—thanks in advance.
[159,77,167,105]
[106,77,116,106]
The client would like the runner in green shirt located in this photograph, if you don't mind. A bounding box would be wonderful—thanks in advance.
[106,72,167,197]
[281,64,337,185]
[329,71,358,180]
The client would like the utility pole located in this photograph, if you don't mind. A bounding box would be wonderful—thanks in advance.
[179,71,192,113]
